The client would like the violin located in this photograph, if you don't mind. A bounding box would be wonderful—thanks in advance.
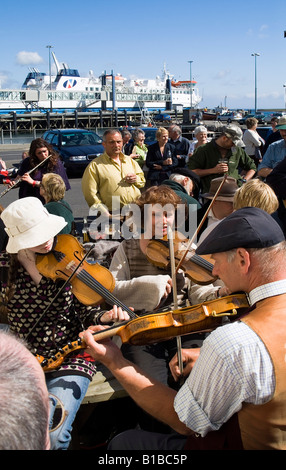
[36,293,249,372]
[0,154,52,199]
[36,234,137,318]
[146,231,217,285]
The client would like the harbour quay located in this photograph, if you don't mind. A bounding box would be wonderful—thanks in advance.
[0,108,239,143]
[0,109,181,133]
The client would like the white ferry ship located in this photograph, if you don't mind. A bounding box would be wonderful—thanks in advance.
[0,53,202,114]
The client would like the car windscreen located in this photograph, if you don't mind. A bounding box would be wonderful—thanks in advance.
[61,132,102,146]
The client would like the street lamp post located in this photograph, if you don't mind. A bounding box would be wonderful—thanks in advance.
[188,60,193,109]
[283,84,286,112]
[251,53,260,113]
[46,45,53,112]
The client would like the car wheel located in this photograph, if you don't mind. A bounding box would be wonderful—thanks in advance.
[227,118,232,124]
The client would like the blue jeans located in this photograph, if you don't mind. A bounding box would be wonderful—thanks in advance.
[0,324,10,332]
[108,429,187,450]
[46,374,90,450]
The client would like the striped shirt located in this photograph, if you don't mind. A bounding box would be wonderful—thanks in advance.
[174,280,286,436]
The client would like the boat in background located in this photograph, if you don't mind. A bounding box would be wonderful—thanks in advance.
[0,53,202,114]
[202,109,218,120]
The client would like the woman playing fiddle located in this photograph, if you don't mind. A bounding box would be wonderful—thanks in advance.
[0,197,129,450]
[109,186,204,400]
[9,138,70,203]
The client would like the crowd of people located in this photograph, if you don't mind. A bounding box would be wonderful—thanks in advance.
[0,117,286,451]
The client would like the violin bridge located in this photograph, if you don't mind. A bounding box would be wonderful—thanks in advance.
[67,260,79,272]
[202,305,238,317]
[211,308,237,317]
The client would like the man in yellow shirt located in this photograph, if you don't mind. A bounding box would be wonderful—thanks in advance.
[81,129,145,216]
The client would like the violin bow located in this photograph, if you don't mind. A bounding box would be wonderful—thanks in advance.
[167,226,184,380]
[0,154,52,199]
[175,173,228,274]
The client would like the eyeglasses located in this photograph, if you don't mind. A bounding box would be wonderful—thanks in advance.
[48,394,68,433]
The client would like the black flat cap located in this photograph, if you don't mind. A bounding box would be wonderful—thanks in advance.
[196,207,285,255]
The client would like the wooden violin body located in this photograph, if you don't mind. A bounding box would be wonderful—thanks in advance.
[146,232,217,285]
[37,294,249,372]
[36,234,137,320]
[36,234,116,306]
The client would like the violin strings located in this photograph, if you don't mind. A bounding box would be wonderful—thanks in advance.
[76,269,137,319]
[191,254,213,272]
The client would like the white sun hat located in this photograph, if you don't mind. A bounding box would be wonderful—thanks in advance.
[1,197,67,253]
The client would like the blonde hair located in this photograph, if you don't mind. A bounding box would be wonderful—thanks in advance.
[41,173,66,202]
[233,179,279,214]
[156,127,169,140]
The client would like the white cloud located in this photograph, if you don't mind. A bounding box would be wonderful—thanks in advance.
[16,51,44,66]
[254,24,269,39]
[260,24,269,32]
[214,70,231,80]
[0,72,9,85]
[0,71,19,88]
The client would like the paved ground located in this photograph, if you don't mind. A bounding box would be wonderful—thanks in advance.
[0,146,89,219]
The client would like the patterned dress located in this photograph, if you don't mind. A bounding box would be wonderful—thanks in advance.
[0,252,97,380]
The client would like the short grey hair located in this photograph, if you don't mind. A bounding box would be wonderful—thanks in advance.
[0,331,49,449]
[169,125,182,136]
[194,125,208,136]
[120,129,132,139]
[169,173,186,184]
[226,241,286,279]
[132,128,145,141]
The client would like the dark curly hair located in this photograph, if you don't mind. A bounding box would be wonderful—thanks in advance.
[28,138,59,171]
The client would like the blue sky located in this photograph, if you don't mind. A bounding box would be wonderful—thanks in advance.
[1,0,286,110]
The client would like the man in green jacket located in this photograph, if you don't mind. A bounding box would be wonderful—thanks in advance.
[188,124,256,193]
[161,168,201,210]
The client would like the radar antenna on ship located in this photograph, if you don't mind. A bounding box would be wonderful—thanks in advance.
[51,52,60,74]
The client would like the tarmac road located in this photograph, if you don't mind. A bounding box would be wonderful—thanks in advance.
[0,146,90,219]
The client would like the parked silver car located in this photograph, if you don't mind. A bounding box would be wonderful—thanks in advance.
[217,112,242,123]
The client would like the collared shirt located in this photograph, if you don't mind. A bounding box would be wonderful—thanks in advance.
[258,139,286,171]
[169,136,191,157]
[174,280,286,437]
[81,151,145,211]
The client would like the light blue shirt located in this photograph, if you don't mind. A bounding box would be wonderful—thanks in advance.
[174,280,286,437]
[258,139,286,171]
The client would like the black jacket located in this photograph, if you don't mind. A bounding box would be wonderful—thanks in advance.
[146,142,178,182]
